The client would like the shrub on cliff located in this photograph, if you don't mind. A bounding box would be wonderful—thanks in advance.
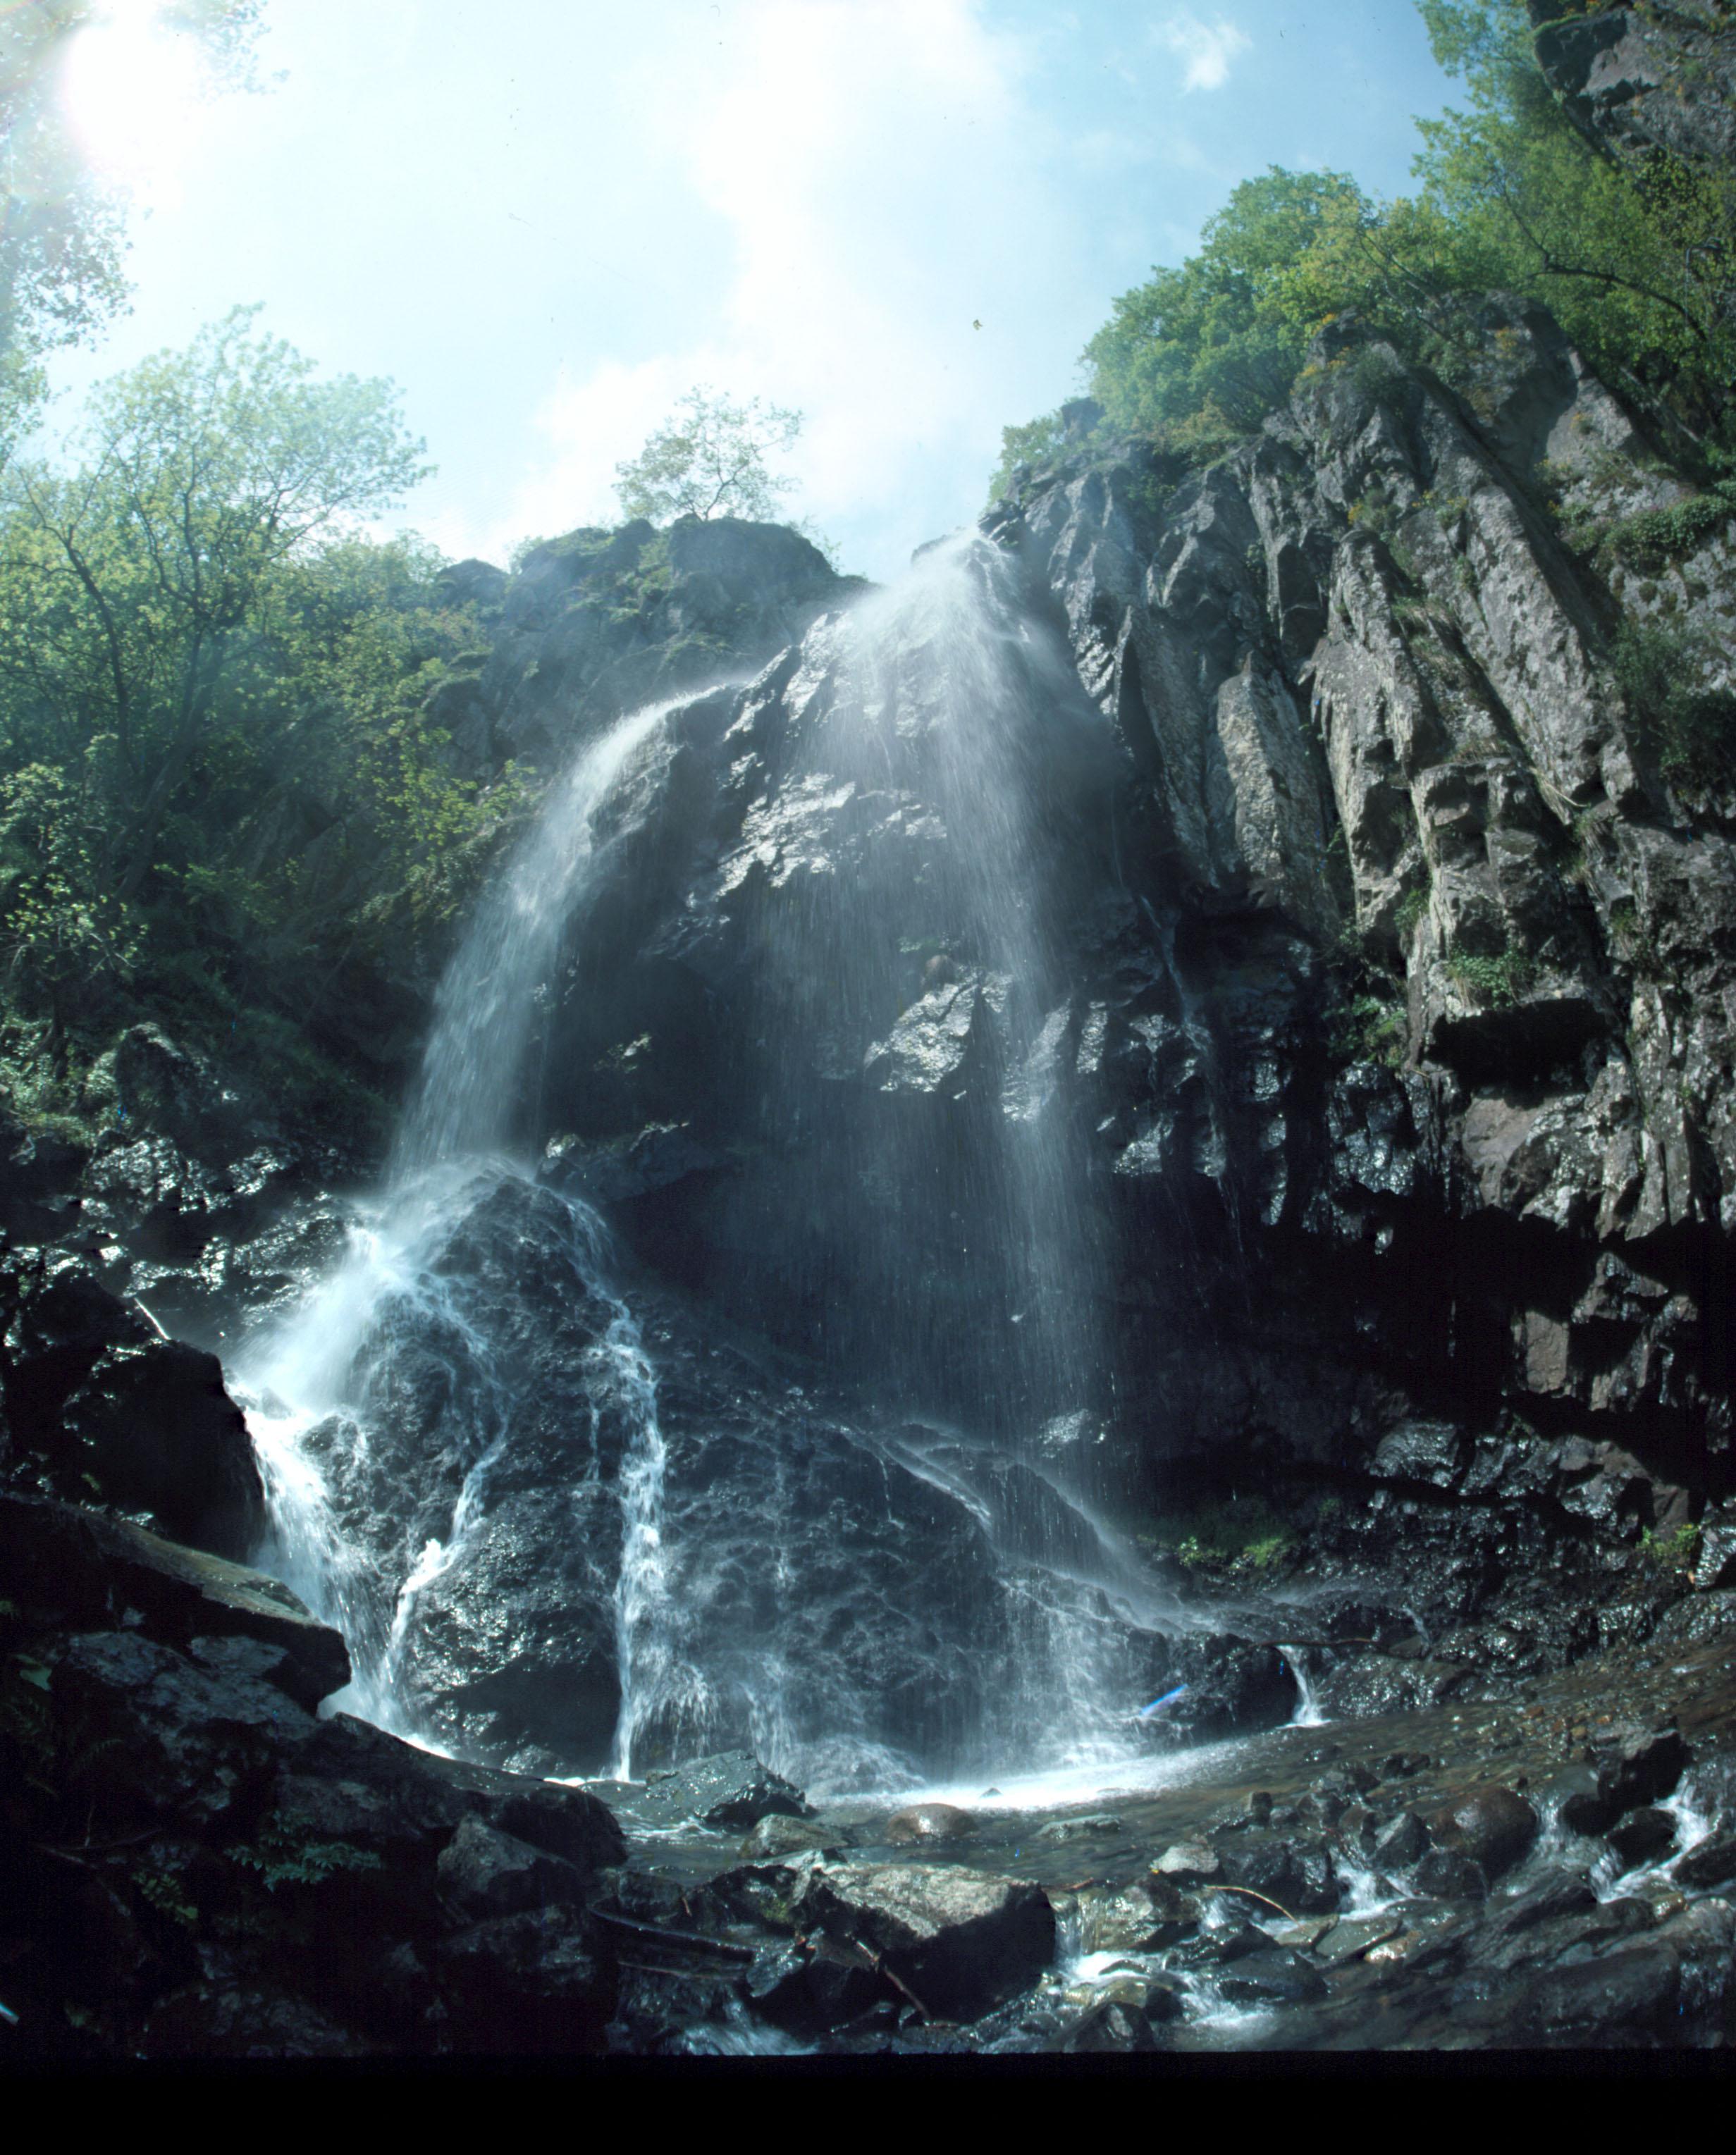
[998,0,1735,496]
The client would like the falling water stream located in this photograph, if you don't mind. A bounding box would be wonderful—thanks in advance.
[240,702,676,1767]
[235,541,1219,1797]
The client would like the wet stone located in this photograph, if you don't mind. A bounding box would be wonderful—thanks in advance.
[1214,1950,1329,2008]
[1606,1805,1677,1872]
[1315,1914,1403,1967]
[1076,1882,1192,1956]
[436,1813,589,1921]
[1152,1840,1222,1885]
[1424,1785,1539,1879]
[634,1751,812,1832]
[792,1862,1054,2023]
[1413,1848,1489,1901]
[1035,1813,1121,1843]
[1269,1915,1337,1953]
[1673,1836,1736,1890]
[1372,1810,1430,1872]
[885,1803,975,1845]
[739,1813,847,1861]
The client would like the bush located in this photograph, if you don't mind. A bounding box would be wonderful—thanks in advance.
[1612,617,1736,787]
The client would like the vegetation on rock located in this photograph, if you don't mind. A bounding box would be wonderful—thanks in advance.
[993,0,1736,499]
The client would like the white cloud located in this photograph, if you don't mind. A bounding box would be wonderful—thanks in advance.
[488,0,1085,576]
[1157,12,1251,93]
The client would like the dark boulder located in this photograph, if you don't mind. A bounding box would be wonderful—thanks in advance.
[886,1802,975,1845]
[792,1861,1054,2022]
[1606,1806,1677,1873]
[0,1492,347,1708]
[1423,1785,1539,1880]
[436,1906,615,2054]
[435,1813,590,1920]
[1220,1837,1339,1915]
[1,1250,264,1559]
[634,1750,811,1831]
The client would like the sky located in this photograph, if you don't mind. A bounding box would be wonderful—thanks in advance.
[47,0,1459,581]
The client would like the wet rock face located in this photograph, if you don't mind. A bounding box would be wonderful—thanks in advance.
[491,294,1735,1548]
[0,1248,264,1558]
[0,1494,624,2058]
[792,1861,1056,2021]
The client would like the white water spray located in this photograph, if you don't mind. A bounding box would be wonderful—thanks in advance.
[238,701,682,1765]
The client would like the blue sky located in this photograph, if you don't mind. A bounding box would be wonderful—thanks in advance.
[49,1,1457,580]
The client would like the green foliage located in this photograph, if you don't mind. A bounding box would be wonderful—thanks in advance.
[136,1867,198,1929]
[1596,483,1736,574]
[1637,1522,1701,1574]
[232,1817,382,1893]
[1611,616,1736,788]
[615,387,803,524]
[1394,887,1429,941]
[1084,168,1373,445]
[0,315,517,1137]
[1005,1,1735,491]
[987,409,1071,500]
[1143,1496,1293,1572]
[1334,993,1408,1067]
[1446,940,1534,1006]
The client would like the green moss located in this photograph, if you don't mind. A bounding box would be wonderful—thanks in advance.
[1637,1523,1701,1574]
[1332,993,1408,1067]
[1599,484,1736,574]
[1394,887,1428,941]
[1140,1495,1295,1572]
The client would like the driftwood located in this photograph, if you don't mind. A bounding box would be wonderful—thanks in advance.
[587,1905,756,1961]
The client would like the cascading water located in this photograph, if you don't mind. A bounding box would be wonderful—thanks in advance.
[235,536,1188,1798]
[240,700,681,1770]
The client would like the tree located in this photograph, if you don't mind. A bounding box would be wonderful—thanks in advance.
[1064,2,1736,470]
[0,307,431,902]
[615,388,803,524]
[0,3,262,440]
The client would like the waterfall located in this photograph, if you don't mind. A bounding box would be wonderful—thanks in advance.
[239,700,681,1769]
[235,536,1177,1796]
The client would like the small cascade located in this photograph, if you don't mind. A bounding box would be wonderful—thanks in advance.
[239,702,680,1758]
[1278,1644,1327,1729]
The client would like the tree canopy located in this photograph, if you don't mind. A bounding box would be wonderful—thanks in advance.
[0,2,262,443]
[996,0,1736,494]
[615,388,804,524]
[0,311,517,1133]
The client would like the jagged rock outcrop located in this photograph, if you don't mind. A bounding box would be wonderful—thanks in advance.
[517,295,1733,1569]
[1532,1,1736,174]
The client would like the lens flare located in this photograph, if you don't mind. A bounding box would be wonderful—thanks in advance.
[60,0,209,201]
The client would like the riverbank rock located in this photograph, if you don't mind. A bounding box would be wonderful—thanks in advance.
[886,1802,975,1844]
[635,1750,813,1830]
[792,1861,1055,2020]
[0,1490,624,2056]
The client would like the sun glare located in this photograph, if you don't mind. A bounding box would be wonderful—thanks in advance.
[60,0,209,203]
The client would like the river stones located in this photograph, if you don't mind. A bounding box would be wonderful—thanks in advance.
[1076,1881,1192,1955]
[1606,1805,1677,1872]
[1423,1784,1539,1879]
[739,1811,844,1860]
[636,1750,813,1831]
[1036,1812,1121,1843]
[436,1813,589,1920]
[791,1860,1054,2020]
[885,1802,975,1844]
[1151,1839,1222,1884]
